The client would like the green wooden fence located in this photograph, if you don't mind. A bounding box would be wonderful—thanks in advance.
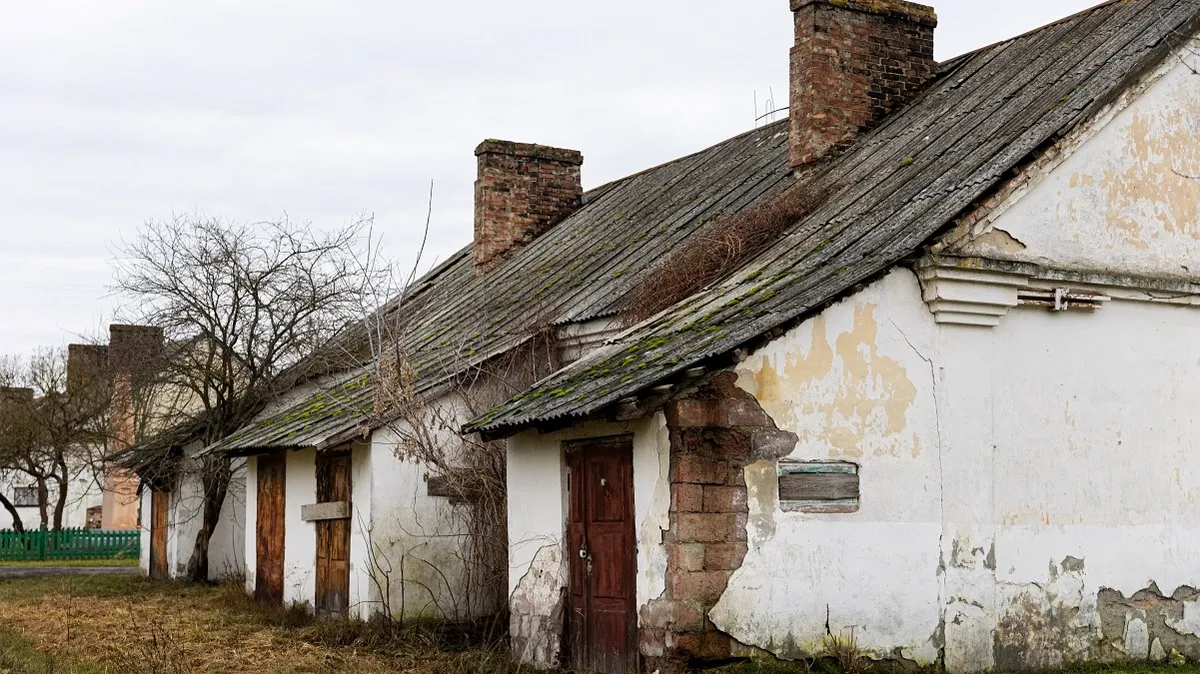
[0,528,140,562]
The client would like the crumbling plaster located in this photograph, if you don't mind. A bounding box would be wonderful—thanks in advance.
[947,46,1200,279]
[506,414,671,670]
[709,259,1200,671]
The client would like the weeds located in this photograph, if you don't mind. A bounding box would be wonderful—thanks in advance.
[622,181,825,325]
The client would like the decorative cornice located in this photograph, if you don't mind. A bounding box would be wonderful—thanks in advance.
[917,264,1027,326]
[914,255,1200,327]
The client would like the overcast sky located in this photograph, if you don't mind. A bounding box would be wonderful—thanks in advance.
[0,0,1099,356]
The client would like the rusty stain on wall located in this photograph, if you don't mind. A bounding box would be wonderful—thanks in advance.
[749,303,917,459]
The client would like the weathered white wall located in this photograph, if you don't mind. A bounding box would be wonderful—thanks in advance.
[366,397,493,622]
[244,454,258,595]
[142,454,245,582]
[506,414,671,669]
[283,447,318,607]
[709,257,1200,671]
[950,53,1200,279]
[716,268,943,664]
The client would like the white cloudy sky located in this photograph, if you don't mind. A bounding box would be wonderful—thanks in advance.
[0,0,1097,355]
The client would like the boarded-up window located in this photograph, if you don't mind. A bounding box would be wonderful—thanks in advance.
[778,461,859,513]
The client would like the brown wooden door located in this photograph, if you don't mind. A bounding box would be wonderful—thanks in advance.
[315,449,351,617]
[255,452,286,606]
[149,490,168,579]
[567,438,637,674]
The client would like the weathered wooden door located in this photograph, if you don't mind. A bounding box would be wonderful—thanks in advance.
[255,452,286,606]
[567,438,637,674]
[315,449,351,617]
[149,490,169,579]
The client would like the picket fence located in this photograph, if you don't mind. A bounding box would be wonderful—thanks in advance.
[0,528,140,562]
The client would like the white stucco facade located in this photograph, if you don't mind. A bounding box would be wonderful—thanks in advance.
[0,468,103,531]
[137,455,246,582]
[502,45,1200,672]
[507,414,671,668]
[240,394,490,623]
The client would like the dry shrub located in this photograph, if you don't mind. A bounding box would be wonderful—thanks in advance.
[824,629,868,674]
[623,182,824,325]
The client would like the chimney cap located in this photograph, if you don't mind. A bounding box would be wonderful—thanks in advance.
[475,139,583,165]
[790,0,937,28]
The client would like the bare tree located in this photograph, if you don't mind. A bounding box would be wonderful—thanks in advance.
[113,212,384,581]
[0,348,110,531]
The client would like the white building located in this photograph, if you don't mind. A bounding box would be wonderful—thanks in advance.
[466,1,1200,672]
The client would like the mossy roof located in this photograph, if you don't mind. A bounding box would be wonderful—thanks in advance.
[466,0,1200,435]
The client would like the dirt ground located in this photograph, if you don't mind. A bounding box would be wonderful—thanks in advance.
[0,574,518,674]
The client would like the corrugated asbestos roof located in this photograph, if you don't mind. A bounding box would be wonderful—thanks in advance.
[465,0,1200,435]
[209,117,797,453]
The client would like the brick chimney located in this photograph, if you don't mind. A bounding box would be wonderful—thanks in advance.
[107,324,163,378]
[67,343,109,397]
[789,0,937,167]
[474,140,583,275]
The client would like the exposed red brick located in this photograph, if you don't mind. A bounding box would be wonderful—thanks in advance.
[704,542,749,571]
[667,570,732,605]
[702,485,746,513]
[789,0,937,166]
[675,513,738,544]
[671,483,704,513]
[667,543,706,572]
[672,453,728,485]
[473,140,582,274]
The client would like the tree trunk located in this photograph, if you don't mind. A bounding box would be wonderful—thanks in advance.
[35,477,49,529]
[0,492,24,532]
[52,476,68,531]
[185,455,232,582]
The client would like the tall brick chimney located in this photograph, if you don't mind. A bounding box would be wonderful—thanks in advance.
[474,140,583,275]
[789,0,937,167]
[103,323,163,531]
[67,343,109,397]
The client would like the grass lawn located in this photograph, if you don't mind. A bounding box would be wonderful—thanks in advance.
[0,574,517,673]
[0,558,139,568]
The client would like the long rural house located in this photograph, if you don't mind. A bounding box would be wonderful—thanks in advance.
[127,0,1200,671]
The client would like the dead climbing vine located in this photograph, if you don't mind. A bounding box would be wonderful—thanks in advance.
[622,180,827,325]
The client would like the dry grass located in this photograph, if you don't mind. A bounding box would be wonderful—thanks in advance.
[622,182,824,326]
[0,574,521,674]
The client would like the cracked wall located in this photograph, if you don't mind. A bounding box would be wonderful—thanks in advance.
[707,259,1200,671]
[506,415,672,670]
[714,269,944,665]
[946,47,1200,279]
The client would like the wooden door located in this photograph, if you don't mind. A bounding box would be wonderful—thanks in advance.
[315,449,352,617]
[255,452,286,606]
[149,490,169,579]
[567,438,637,674]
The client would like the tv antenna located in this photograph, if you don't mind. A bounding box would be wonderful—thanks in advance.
[754,87,789,127]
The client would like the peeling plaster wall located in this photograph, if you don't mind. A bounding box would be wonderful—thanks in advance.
[715,268,943,664]
[367,417,487,622]
[951,51,1200,278]
[147,450,245,582]
[506,414,671,669]
[283,447,318,608]
[711,261,1200,671]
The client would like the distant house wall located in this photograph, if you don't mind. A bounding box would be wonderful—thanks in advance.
[0,468,104,531]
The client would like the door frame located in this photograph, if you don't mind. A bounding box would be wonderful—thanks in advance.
[564,435,638,674]
[255,451,287,606]
[314,447,352,617]
[149,489,169,579]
